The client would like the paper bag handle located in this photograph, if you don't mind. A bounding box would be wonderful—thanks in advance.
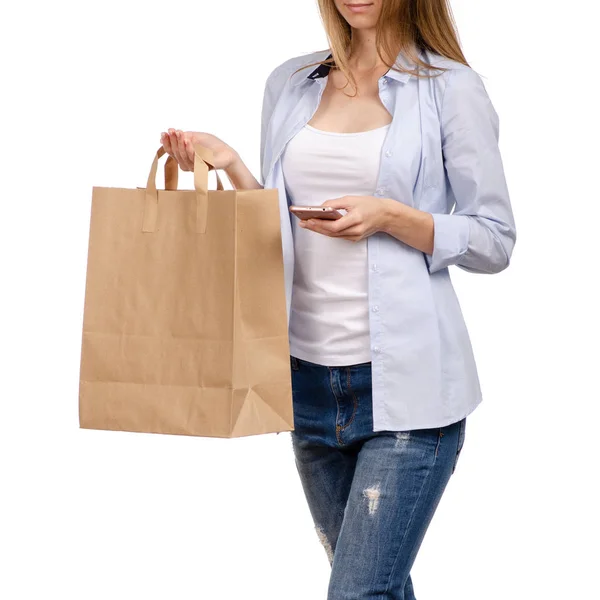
[136,155,177,190]
[164,155,178,190]
[143,145,224,234]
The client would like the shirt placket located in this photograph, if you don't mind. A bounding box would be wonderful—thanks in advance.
[368,74,395,430]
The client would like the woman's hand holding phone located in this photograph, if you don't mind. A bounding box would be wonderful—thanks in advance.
[290,195,394,243]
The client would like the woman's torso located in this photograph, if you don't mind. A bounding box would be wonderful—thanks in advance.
[282,121,390,365]
[260,48,485,431]
[283,67,396,365]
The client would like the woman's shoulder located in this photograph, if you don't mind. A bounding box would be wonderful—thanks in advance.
[420,50,499,135]
[422,49,489,91]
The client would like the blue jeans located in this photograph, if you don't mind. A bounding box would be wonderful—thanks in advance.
[290,355,466,600]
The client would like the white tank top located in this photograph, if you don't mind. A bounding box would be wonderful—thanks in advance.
[281,122,390,366]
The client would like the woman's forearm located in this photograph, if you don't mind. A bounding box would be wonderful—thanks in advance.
[224,153,263,190]
[381,198,435,256]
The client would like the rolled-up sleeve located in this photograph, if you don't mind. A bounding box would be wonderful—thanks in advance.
[424,67,516,275]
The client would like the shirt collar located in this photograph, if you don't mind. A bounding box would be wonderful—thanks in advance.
[290,49,417,87]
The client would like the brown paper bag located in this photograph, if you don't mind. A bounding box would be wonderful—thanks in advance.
[79,144,294,438]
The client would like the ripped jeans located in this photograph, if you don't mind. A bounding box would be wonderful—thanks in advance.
[289,355,466,600]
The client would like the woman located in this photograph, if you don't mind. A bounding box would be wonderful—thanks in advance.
[160,0,516,597]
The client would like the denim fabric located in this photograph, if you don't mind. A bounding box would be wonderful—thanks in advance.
[290,354,466,600]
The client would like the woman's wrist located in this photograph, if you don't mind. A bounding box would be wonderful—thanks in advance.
[224,151,262,190]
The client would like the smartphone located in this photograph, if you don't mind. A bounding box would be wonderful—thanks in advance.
[289,205,343,220]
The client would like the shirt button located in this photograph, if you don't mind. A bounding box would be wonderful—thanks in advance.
[372,305,379,313]
[373,346,381,354]
[385,149,393,158]
[371,263,378,272]
[375,187,385,196]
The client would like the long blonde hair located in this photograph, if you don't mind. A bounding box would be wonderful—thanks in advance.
[293,0,469,94]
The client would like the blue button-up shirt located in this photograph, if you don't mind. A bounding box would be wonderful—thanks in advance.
[260,47,516,431]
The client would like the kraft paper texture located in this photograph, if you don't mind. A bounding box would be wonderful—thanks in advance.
[79,144,294,437]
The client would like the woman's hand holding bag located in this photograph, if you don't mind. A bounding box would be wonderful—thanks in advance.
[160,129,238,172]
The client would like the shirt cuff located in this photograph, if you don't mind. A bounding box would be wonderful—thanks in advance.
[424,213,470,274]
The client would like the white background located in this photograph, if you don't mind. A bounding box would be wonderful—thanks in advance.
[1,0,599,598]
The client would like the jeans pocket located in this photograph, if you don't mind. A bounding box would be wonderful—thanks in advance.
[452,418,466,474]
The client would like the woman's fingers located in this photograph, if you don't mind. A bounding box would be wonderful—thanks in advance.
[175,131,186,167]
[184,138,195,170]
[160,131,172,155]
[168,129,184,166]
[174,130,192,171]
[161,129,203,171]
[178,132,193,171]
